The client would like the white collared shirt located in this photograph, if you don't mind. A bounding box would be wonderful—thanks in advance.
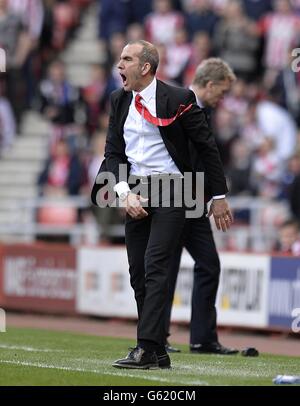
[114,78,181,197]
[114,80,225,200]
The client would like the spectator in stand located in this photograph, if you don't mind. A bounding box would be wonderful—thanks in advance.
[51,0,77,50]
[291,0,300,13]
[274,218,300,255]
[258,0,300,72]
[184,0,220,39]
[98,0,129,41]
[272,51,300,125]
[0,0,32,122]
[8,0,44,105]
[87,133,123,243]
[39,0,56,65]
[240,101,264,151]
[38,138,83,197]
[107,32,127,89]
[8,0,43,41]
[255,90,297,161]
[82,64,115,136]
[183,32,211,86]
[287,154,300,221]
[214,105,239,167]
[251,137,282,198]
[0,0,24,65]
[156,43,171,82]
[126,23,145,43]
[38,59,80,151]
[213,0,260,81]
[0,79,16,156]
[242,0,273,20]
[227,139,252,196]
[222,79,249,126]
[145,0,185,45]
[165,28,192,85]
[128,0,152,24]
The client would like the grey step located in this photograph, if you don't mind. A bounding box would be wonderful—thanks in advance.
[0,198,21,209]
[75,25,98,41]
[21,110,48,123]
[0,162,43,174]
[20,126,50,137]
[0,171,37,185]
[63,53,103,66]
[63,46,105,65]
[21,114,49,127]
[4,148,48,161]
[21,115,50,135]
[0,147,45,162]
[64,40,102,53]
[15,137,49,148]
[66,64,94,87]
[12,144,48,156]
[20,130,50,139]
[0,211,33,224]
[0,186,38,199]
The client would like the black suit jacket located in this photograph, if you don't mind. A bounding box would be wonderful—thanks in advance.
[91,80,228,205]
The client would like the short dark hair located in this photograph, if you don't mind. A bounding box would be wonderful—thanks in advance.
[128,40,159,75]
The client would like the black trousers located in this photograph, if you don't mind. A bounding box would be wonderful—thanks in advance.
[165,214,220,345]
[125,186,186,349]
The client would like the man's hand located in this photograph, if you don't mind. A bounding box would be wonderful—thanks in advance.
[208,198,233,232]
[125,193,148,219]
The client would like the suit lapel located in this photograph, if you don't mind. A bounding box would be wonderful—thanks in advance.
[118,91,132,136]
[156,80,169,122]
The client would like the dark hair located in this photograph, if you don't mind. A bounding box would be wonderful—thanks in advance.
[128,40,159,75]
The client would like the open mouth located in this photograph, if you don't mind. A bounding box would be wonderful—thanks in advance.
[120,73,127,85]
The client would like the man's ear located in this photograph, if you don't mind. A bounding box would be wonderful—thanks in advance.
[141,63,151,76]
[206,81,214,91]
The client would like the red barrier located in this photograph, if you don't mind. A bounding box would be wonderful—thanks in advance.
[0,243,77,314]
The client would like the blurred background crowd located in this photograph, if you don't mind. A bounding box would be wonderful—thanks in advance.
[1,0,300,254]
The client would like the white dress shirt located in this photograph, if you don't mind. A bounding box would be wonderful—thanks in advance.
[114,78,181,197]
[114,79,225,200]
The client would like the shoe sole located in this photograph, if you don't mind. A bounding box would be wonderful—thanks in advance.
[112,363,159,370]
[190,350,239,355]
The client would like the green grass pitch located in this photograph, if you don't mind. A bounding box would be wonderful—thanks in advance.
[0,327,299,386]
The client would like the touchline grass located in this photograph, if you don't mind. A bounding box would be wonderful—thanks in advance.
[0,327,299,386]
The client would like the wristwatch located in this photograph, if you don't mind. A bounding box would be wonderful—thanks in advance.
[119,191,130,201]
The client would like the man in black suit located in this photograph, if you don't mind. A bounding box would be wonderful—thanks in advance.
[92,41,233,369]
[164,58,239,355]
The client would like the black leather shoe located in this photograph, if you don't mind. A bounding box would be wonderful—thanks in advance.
[190,342,239,355]
[157,353,171,369]
[165,340,181,353]
[112,346,159,369]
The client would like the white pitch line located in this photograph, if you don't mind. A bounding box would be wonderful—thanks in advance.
[0,344,62,353]
[0,359,208,385]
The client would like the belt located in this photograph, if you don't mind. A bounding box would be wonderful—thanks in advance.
[130,174,183,185]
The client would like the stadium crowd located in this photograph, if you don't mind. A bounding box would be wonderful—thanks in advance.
[1,0,300,253]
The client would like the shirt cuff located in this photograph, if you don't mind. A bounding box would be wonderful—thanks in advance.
[212,194,226,200]
[113,181,131,197]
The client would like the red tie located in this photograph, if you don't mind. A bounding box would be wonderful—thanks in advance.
[135,94,192,127]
